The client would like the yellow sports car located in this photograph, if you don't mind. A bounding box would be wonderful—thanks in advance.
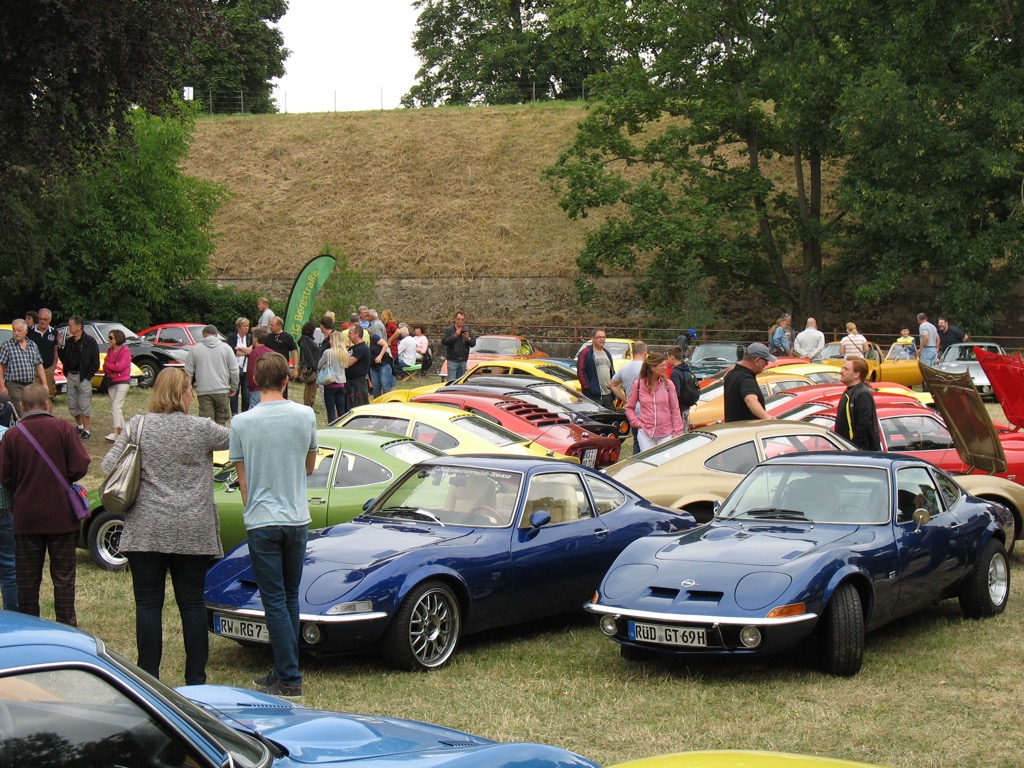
[332,401,579,462]
[878,341,923,387]
[819,340,884,381]
[574,337,636,366]
[377,358,584,402]
[610,750,886,768]
[768,362,842,384]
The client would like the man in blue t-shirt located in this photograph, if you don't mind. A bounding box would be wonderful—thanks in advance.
[229,352,317,699]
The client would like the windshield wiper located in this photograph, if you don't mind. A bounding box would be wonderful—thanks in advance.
[740,508,810,521]
[374,506,444,526]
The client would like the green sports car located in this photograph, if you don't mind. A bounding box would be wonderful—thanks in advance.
[79,428,443,571]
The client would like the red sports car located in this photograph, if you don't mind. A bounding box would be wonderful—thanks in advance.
[413,391,621,468]
[137,323,223,347]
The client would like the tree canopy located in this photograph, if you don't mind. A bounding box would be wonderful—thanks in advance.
[180,0,289,114]
[403,0,613,106]
[544,0,1024,331]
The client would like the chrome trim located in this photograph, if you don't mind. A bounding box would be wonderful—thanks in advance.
[583,602,817,626]
[211,607,389,623]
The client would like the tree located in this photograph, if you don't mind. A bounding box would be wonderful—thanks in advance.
[312,247,377,322]
[44,108,227,329]
[180,0,289,114]
[545,0,1024,330]
[402,0,613,107]
[0,0,216,297]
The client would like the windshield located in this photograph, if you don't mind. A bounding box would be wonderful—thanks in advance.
[475,337,522,355]
[720,463,890,524]
[620,432,714,468]
[697,381,725,403]
[691,344,741,363]
[530,363,578,382]
[385,440,443,463]
[368,464,524,526]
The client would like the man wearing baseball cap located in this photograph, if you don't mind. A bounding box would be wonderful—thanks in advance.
[723,342,776,422]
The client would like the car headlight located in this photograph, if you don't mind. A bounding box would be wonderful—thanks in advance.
[301,623,322,644]
[599,615,619,636]
[325,600,374,616]
[739,626,762,648]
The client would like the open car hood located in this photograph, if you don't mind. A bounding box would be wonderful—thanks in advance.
[975,347,1024,430]
[920,363,1007,474]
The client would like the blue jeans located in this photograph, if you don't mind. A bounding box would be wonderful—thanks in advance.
[0,512,16,611]
[323,386,346,424]
[447,360,467,382]
[230,375,250,414]
[369,363,395,398]
[247,525,308,688]
[126,552,210,685]
[920,347,937,366]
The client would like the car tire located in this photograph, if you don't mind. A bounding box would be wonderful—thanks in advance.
[958,539,1010,619]
[135,358,160,388]
[822,582,864,677]
[87,509,128,572]
[619,644,656,662]
[382,581,461,671]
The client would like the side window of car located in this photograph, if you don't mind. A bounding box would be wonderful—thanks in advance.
[410,423,459,450]
[704,442,758,474]
[895,467,943,523]
[333,452,393,488]
[522,472,590,526]
[345,416,410,436]
[307,447,335,489]
[160,328,188,345]
[0,668,202,768]
[584,475,625,516]
[931,470,962,509]
[762,434,838,460]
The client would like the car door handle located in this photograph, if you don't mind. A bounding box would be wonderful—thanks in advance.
[594,528,610,537]
[308,497,327,505]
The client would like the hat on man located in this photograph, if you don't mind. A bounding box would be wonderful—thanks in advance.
[746,342,777,362]
[202,325,219,336]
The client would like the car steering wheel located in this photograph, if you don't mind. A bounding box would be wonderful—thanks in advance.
[468,505,501,525]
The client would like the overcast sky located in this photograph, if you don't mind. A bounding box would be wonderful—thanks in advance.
[272,0,421,114]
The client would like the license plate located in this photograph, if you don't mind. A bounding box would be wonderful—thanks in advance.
[582,449,598,467]
[628,621,706,647]
[214,614,270,643]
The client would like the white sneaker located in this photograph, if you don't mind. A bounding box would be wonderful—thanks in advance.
[105,433,116,442]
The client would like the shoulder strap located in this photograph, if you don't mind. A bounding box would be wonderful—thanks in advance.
[15,422,75,491]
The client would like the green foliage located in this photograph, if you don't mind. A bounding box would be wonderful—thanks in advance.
[545,0,1024,330]
[311,246,377,321]
[154,281,267,332]
[402,0,612,107]
[0,0,215,287]
[180,0,289,114]
[43,108,227,329]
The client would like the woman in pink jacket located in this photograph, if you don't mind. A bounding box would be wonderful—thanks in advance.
[103,329,133,441]
[625,352,683,453]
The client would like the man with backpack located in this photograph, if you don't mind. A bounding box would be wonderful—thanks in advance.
[668,346,700,433]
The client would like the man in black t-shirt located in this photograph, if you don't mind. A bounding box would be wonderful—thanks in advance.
[936,317,969,355]
[723,343,776,422]
[265,316,299,377]
[27,308,59,398]
[345,324,372,408]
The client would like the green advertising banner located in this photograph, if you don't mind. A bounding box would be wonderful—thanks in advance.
[284,254,336,339]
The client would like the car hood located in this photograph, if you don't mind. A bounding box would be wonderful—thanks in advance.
[920,363,1007,473]
[304,520,478,567]
[654,523,858,567]
[976,347,1024,429]
[181,685,595,767]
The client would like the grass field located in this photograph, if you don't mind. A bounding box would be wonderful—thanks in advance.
[28,382,1024,768]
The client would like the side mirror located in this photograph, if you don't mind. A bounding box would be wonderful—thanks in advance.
[529,510,552,528]
[913,508,931,531]
[712,501,721,516]
[363,497,376,511]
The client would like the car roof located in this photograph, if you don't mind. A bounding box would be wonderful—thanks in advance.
[314,427,444,454]
[761,451,912,469]
[416,454,587,472]
[0,611,101,655]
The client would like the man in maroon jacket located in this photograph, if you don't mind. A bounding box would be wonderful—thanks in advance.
[0,384,90,625]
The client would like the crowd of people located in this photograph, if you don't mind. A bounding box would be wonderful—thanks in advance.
[0,300,973,696]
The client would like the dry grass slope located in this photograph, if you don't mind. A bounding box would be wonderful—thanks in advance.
[184,103,594,281]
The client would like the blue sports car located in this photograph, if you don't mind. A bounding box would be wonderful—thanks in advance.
[586,453,1013,676]
[0,612,598,768]
[205,456,694,670]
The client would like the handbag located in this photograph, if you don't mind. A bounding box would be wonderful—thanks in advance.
[299,367,319,385]
[16,423,92,520]
[100,416,145,514]
[317,362,338,386]
[98,374,112,394]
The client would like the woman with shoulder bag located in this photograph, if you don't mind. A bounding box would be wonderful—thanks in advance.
[319,330,349,423]
[625,352,684,452]
[100,368,229,686]
[839,322,869,359]
[103,329,133,442]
